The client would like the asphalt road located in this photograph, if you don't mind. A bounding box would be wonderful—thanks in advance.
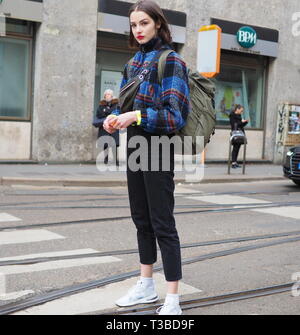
[0,179,300,315]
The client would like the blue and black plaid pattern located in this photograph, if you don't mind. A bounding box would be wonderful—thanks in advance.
[113,38,191,135]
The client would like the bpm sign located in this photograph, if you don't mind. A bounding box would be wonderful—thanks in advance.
[237,26,257,48]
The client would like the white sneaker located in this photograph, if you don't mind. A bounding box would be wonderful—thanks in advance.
[156,303,182,315]
[115,280,159,307]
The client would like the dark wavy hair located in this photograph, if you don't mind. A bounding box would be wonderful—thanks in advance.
[128,0,172,48]
[233,104,244,112]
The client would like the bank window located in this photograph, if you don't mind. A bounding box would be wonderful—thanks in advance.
[94,47,134,113]
[214,59,265,129]
[0,36,31,120]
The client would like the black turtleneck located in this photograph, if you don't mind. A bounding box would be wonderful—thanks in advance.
[140,36,170,53]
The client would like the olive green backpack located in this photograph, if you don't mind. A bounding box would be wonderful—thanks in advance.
[158,50,216,155]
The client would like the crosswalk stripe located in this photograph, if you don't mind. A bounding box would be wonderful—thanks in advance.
[0,248,101,262]
[186,195,300,219]
[253,206,300,220]
[0,290,35,301]
[13,273,202,315]
[0,213,22,222]
[0,273,5,295]
[0,272,34,300]
[185,195,270,205]
[0,254,121,275]
[0,229,65,246]
[175,186,203,195]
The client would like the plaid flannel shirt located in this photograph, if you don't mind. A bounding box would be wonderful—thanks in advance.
[112,37,190,135]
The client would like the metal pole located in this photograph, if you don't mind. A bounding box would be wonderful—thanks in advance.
[228,139,232,175]
[243,141,247,175]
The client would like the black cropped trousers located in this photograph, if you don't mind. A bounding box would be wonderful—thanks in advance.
[126,126,182,282]
[232,143,242,163]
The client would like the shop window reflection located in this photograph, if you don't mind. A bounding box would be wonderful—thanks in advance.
[213,64,264,129]
[0,37,30,119]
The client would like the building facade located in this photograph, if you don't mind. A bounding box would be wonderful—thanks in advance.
[0,0,299,163]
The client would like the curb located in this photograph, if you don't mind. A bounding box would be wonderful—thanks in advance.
[0,176,285,187]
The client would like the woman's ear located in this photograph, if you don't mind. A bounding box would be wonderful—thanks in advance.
[156,21,161,30]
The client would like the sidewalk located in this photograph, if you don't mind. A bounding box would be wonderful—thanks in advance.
[0,162,285,187]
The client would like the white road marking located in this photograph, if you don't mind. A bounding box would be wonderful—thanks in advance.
[253,206,300,220]
[186,195,300,220]
[175,186,203,195]
[0,248,100,262]
[0,250,121,302]
[0,273,5,295]
[0,254,121,275]
[185,195,270,205]
[13,273,202,315]
[0,290,35,301]
[0,213,22,222]
[0,229,65,246]
[0,271,34,301]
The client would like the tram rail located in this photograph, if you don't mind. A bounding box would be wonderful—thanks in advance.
[0,200,300,232]
[0,187,299,315]
[1,229,300,266]
[103,282,294,315]
[0,234,299,315]
[0,189,298,208]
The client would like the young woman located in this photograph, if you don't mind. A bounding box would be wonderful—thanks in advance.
[229,104,248,168]
[103,0,190,315]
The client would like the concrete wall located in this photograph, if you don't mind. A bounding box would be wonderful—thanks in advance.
[16,0,297,163]
[0,122,31,160]
[206,129,264,161]
[120,0,300,162]
[32,0,99,162]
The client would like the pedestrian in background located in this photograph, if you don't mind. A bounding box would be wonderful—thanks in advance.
[103,0,190,315]
[93,89,120,165]
[229,104,248,168]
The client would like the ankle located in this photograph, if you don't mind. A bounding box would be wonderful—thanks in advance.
[140,276,154,287]
[165,293,180,305]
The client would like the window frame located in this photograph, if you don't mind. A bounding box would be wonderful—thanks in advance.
[214,52,267,131]
[0,24,33,122]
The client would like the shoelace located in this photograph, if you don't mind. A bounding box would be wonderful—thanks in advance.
[128,281,142,293]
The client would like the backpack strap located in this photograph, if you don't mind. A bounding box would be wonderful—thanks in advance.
[157,49,173,84]
[126,49,172,81]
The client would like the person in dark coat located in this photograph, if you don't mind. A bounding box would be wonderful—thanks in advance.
[93,89,120,165]
[229,104,248,168]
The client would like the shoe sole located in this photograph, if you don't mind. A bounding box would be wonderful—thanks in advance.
[156,308,183,315]
[115,295,159,307]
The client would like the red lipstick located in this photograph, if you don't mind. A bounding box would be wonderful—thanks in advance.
[137,35,144,40]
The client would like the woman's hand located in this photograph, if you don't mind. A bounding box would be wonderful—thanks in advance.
[112,112,138,130]
[103,115,118,134]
